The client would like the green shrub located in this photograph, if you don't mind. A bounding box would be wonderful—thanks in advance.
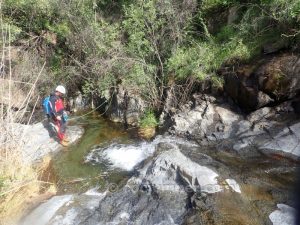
[139,110,158,128]
[0,22,22,43]
[202,0,238,9]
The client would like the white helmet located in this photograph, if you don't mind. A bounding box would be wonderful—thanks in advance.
[55,85,66,94]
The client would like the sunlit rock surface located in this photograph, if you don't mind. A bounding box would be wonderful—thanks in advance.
[10,122,83,164]
[269,204,296,225]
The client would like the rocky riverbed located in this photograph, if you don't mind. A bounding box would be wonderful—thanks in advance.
[12,121,84,164]
[21,132,298,225]
[16,92,300,225]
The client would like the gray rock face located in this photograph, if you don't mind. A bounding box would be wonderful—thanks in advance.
[170,94,241,143]
[269,204,296,225]
[232,101,300,157]
[11,121,83,164]
[21,134,296,225]
[69,92,88,112]
[108,85,147,126]
[170,94,300,158]
[21,189,106,225]
[82,139,246,225]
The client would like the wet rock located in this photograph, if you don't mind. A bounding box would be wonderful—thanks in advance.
[84,185,186,225]
[21,189,106,225]
[269,204,296,225]
[231,101,300,158]
[83,142,226,225]
[21,195,73,225]
[9,122,83,164]
[170,93,300,158]
[107,85,147,126]
[68,92,88,112]
[169,94,241,143]
[139,147,221,193]
[222,54,300,111]
[258,122,300,156]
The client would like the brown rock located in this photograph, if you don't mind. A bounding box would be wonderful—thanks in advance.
[222,53,300,111]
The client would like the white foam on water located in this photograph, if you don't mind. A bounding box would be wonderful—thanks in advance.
[102,141,155,171]
[21,195,73,225]
[225,179,241,193]
[86,135,197,171]
[84,187,107,197]
[269,204,296,225]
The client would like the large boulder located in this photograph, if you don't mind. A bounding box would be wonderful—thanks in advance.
[34,138,241,225]
[222,54,300,111]
[68,92,89,112]
[8,122,84,164]
[169,94,242,143]
[107,85,147,126]
[169,93,300,158]
[269,204,296,225]
[232,101,300,158]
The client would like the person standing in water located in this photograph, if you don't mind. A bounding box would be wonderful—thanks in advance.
[49,85,69,147]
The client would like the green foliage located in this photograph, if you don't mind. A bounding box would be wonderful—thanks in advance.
[211,75,224,88]
[0,22,22,43]
[167,46,212,80]
[123,63,156,90]
[167,36,250,81]
[46,21,71,39]
[3,0,55,32]
[202,0,238,9]
[2,0,300,111]
[123,1,156,59]
[139,110,159,128]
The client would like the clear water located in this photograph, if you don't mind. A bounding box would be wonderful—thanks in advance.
[49,112,299,225]
[52,113,139,194]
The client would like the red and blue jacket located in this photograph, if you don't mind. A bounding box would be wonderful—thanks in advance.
[49,93,64,117]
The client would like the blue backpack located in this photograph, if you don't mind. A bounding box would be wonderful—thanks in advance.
[42,96,52,115]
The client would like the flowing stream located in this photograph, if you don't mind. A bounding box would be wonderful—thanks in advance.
[21,113,298,225]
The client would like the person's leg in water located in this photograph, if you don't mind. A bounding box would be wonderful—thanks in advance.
[59,119,69,142]
[54,117,68,146]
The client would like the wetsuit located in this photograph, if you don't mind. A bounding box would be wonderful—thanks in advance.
[49,93,66,141]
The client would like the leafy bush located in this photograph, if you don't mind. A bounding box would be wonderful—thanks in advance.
[202,0,238,9]
[2,0,300,111]
[0,22,22,43]
[139,110,159,128]
[3,0,55,32]
[167,36,250,81]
